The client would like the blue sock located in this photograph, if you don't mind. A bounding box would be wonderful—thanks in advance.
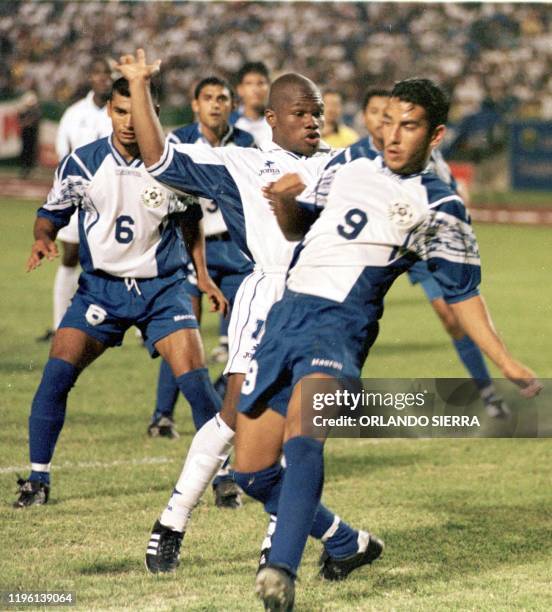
[28,358,79,484]
[453,335,492,390]
[269,436,324,576]
[152,359,179,421]
[311,504,359,559]
[232,463,283,514]
[233,462,358,559]
[175,368,221,430]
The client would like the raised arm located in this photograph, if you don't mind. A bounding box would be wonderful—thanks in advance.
[117,49,165,167]
[451,295,541,397]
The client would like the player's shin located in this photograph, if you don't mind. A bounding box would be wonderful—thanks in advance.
[159,413,234,531]
[28,358,79,484]
[268,436,324,576]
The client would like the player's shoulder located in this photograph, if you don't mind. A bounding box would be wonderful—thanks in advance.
[67,137,112,178]
[170,123,201,144]
[421,171,469,221]
[231,126,255,148]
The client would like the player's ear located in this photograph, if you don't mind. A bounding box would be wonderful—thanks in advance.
[107,100,113,118]
[430,124,446,149]
[191,99,199,115]
[265,108,276,128]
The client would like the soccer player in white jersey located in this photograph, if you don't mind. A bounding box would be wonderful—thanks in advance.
[360,87,510,418]
[231,61,273,148]
[232,79,542,610]
[14,78,227,508]
[37,58,113,343]
[116,51,373,576]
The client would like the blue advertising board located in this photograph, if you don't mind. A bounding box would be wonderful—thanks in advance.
[511,121,552,190]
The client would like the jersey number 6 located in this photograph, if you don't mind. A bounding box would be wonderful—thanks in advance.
[115,215,135,244]
[337,208,368,240]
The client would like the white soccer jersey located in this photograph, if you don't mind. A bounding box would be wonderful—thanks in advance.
[148,140,335,271]
[38,137,193,279]
[55,91,112,159]
[168,123,254,237]
[233,111,273,149]
[292,156,480,306]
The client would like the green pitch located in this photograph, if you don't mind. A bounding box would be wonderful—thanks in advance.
[1,198,550,610]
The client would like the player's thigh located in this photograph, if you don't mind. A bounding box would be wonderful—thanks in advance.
[60,240,79,267]
[155,328,205,376]
[284,372,335,443]
[50,327,107,370]
[234,407,286,472]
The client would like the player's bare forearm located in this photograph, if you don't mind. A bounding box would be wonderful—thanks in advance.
[263,174,312,241]
[27,217,59,271]
[450,295,542,396]
[117,49,164,166]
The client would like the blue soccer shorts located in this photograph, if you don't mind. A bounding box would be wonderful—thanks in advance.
[237,290,379,417]
[59,270,198,357]
[407,260,444,302]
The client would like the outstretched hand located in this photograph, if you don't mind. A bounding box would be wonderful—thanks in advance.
[26,239,58,272]
[117,48,161,81]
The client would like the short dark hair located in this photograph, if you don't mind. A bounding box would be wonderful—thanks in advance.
[361,88,390,111]
[110,77,159,104]
[194,76,233,101]
[391,78,449,132]
[235,61,270,85]
[89,57,110,74]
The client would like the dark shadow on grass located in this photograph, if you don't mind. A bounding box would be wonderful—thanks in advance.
[79,558,139,575]
[369,501,551,592]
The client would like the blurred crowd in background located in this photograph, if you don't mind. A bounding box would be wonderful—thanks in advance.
[1,1,551,124]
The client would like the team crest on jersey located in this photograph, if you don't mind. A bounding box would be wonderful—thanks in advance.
[141,185,166,209]
[388,201,415,228]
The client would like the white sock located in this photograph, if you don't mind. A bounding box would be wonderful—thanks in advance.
[160,414,235,532]
[53,264,80,328]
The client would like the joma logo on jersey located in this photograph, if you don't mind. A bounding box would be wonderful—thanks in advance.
[259,160,280,176]
[311,358,343,370]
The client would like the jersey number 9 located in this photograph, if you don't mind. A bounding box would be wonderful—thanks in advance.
[337,208,368,240]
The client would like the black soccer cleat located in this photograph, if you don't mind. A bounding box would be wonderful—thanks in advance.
[319,530,384,581]
[145,520,184,574]
[147,416,179,439]
[13,478,49,508]
[36,328,55,343]
[255,566,295,612]
[213,478,242,509]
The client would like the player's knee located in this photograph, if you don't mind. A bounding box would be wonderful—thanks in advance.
[432,300,463,338]
[232,462,283,512]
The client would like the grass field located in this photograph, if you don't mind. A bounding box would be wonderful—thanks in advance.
[1,198,551,611]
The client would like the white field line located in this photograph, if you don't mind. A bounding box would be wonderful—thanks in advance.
[0,456,174,475]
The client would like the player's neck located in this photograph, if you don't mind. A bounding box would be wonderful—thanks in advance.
[200,123,229,147]
[92,93,108,109]
[113,137,140,162]
[243,106,264,121]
